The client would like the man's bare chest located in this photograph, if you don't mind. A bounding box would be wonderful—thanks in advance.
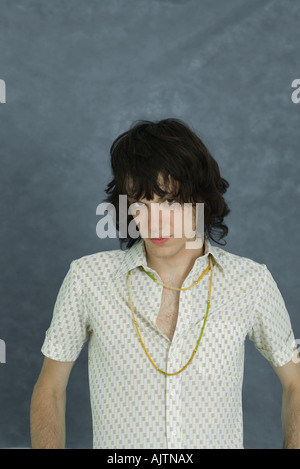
[155,286,181,341]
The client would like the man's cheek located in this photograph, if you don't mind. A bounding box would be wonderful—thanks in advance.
[134,213,149,238]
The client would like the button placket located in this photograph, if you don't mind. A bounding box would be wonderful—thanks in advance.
[165,343,182,449]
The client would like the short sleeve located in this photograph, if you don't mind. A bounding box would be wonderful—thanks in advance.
[41,260,89,362]
[248,264,295,367]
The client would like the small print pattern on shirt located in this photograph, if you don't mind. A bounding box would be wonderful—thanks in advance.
[41,237,295,449]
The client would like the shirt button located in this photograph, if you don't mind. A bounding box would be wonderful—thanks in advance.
[172,430,176,436]
[170,391,175,396]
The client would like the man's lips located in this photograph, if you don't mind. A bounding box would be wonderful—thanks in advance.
[149,237,171,245]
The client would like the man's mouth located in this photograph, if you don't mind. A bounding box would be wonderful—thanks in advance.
[149,237,171,245]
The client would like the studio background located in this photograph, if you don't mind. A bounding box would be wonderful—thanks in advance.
[0,0,299,449]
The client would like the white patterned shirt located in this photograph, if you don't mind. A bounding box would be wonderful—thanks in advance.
[41,237,295,449]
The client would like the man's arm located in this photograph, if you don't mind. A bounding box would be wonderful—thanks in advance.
[30,357,75,449]
[272,353,300,449]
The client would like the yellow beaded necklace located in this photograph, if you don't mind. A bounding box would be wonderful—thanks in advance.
[128,253,213,376]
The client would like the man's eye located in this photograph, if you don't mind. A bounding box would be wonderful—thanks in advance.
[164,199,176,205]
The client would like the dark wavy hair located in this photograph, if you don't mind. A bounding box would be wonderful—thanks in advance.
[103,118,230,250]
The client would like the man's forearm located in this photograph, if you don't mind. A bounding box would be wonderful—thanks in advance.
[282,386,300,449]
[30,385,66,449]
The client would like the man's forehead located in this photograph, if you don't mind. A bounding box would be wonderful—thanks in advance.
[126,173,179,197]
[131,193,173,202]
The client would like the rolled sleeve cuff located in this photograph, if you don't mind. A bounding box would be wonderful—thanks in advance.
[41,332,81,362]
[257,330,296,367]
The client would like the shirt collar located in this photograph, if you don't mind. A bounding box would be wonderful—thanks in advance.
[115,236,225,279]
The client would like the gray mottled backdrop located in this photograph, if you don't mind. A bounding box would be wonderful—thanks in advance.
[0,0,299,449]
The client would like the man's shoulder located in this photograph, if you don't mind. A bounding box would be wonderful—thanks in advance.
[70,244,127,281]
[212,243,267,278]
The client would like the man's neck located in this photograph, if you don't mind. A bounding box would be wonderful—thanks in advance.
[143,241,205,285]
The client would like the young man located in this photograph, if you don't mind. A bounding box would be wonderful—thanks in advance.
[31,118,300,449]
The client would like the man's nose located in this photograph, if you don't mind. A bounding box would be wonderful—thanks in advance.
[149,204,171,237]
